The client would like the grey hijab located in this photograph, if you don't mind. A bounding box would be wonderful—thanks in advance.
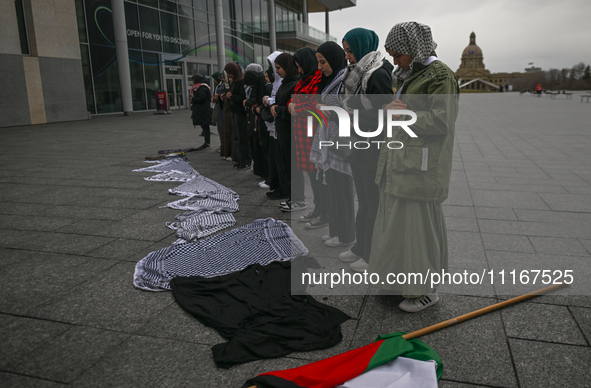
[384,22,437,81]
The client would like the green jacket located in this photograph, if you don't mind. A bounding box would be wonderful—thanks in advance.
[375,59,460,202]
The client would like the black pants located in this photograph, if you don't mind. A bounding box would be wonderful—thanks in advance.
[350,161,380,263]
[290,132,305,203]
[267,136,280,191]
[200,124,211,145]
[276,127,291,196]
[231,113,251,167]
[307,171,328,219]
[326,169,356,244]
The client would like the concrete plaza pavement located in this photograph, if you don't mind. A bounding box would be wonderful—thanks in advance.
[1,92,590,387]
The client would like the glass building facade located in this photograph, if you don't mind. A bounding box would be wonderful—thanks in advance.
[74,0,332,114]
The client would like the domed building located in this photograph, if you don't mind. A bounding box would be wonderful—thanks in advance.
[455,32,535,92]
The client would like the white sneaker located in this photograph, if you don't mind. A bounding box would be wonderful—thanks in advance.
[259,181,270,189]
[349,258,368,272]
[324,237,355,247]
[321,234,333,241]
[399,293,439,313]
[339,249,361,263]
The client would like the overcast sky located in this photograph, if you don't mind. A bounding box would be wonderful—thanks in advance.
[308,0,591,73]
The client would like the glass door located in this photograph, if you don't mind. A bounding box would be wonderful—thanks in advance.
[166,77,185,109]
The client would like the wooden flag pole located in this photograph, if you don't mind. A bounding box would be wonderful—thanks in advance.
[403,283,567,340]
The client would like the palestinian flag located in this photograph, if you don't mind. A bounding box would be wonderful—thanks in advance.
[242,332,442,388]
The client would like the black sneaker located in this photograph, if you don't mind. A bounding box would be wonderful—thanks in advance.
[298,210,317,222]
[195,143,211,151]
[305,216,328,229]
[281,201,306,212]
[235,164,252,171]
[268,191,289,200]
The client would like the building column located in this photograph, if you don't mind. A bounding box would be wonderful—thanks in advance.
[268,0,276,52]
[214,0,225,72]
[325,10,329,35]
[302,0,307,24]
[111,0,133,115]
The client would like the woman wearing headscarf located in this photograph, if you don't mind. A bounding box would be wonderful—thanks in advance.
[369,22,459,312]
[211,72,225,153]
[279,47,322,213]
[189,73,212,151]
[308,41,355,244]
[269,53,300,200]
[224,62,251,170]
[243,65,269,180]
[219,71,232,160]
[262,51,283,199]
[337,28,394,273]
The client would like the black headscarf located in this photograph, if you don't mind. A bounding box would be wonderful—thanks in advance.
[243,70,266,106]
[316,41,347,93]
[275,53,299,79]
[292,47,318,78]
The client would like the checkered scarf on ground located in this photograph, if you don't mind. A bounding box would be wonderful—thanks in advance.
[339,51,385,110]
[166,209,236,242]
[167,192,239,213]
[168,175,236,196]
[385,22,437,81]
[144,170,197,182]
[133,218,309,291]
[133,159,196,174]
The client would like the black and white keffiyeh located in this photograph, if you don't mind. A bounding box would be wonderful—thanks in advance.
[144,170,197,182]
[385,22,437,81]
[166,209,236,242]
[168,174,236,196]
[133,158,196,174]
[340,51,386,110]
[167,192,239,213]
[133,218,309,291]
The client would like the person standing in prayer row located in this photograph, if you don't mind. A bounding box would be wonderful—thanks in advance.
[336,28,394,273]
[308,41,355,241]
[270,53,300,201]
[369,21,459,312]
[279,47,322,213]
[224,63,252,170]
[190,73,212,151]
[219,71,233,160]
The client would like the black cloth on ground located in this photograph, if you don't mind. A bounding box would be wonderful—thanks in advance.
[170,256,350,369]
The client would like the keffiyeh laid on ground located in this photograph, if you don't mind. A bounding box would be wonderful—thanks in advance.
[168,174,236,196]
[133,218,308,291]
[133,158,196,174]
[166,209,236,243]
[166,192,239,213]
[144,170,197,182]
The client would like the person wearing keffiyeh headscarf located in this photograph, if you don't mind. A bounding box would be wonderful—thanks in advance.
[368,22,460,313]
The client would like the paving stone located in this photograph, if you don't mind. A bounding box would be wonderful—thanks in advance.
[28,262,174,332]
[4,326,130,383]
[510,339,591,388]
[0,314,71,370]
[475,207,517,221]
[442,205,476,218]
[470,190,550,210]
[569,306,591,345]
[0,253,117,314]
[85,238,158,260]
[446,216,479,232]
[481,233,535,253]
[0,231,116,255]
[501,303,587,345]
[528,236,589,257]
[69,335,259,387]
[0,372,67,387]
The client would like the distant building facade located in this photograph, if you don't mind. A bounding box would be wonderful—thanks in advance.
[455,32,538,92]
[1,0,356,127]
